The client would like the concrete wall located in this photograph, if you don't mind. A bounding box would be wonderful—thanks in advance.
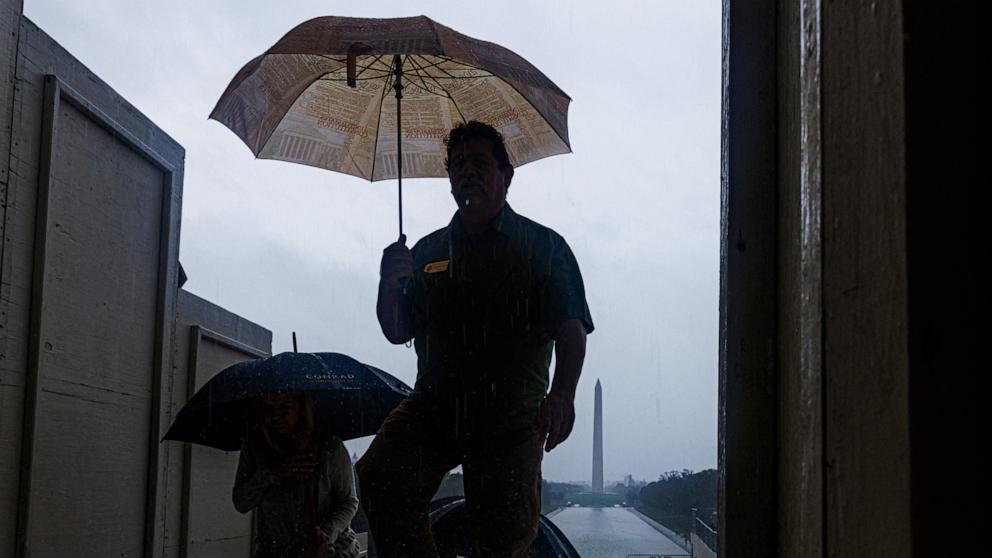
[0,1,26,553]
[0,6,272,557]
[2,13,181,558]
[690,533,716,558]
[166,290,271,558]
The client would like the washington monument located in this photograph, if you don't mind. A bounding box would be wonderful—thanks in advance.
[592,378,603,492]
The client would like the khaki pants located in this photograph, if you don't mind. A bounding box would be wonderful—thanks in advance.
[356,398,543,558]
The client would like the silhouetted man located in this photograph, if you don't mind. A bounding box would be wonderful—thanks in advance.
[357,121,593,558]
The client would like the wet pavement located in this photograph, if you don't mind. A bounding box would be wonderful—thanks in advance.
[549,507,689,557]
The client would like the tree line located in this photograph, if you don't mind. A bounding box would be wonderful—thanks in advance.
[639,469,717,518]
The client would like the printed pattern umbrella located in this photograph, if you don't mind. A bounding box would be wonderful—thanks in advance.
[210,15,572,235]
[162,352,412,451]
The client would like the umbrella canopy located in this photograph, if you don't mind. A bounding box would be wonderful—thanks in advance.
[162,352,411,451]
[210,15,571,182]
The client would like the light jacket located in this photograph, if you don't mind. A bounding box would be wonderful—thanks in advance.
[233,430,359,558]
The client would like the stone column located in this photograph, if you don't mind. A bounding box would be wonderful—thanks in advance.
[592,379,603,493]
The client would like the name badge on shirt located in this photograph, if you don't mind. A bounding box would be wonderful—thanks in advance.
[424,259,450,273]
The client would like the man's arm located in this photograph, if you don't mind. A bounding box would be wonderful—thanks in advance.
[535,318,587,452]
[376,235,414,344]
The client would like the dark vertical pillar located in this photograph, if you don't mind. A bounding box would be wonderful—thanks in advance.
[902,1,978,555]
[777,0,825,555]
[820,1,912,555]
[720,0,779,555]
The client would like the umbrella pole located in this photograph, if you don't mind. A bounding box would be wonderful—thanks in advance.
[393,54,404,238]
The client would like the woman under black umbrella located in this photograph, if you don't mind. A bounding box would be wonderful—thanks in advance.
[233,390,360,558]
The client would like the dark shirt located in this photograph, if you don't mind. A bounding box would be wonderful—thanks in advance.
[404,204,593,443]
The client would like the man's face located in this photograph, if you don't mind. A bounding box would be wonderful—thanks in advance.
[448,136,512,219]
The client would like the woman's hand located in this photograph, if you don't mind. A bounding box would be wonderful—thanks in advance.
[315,526,340,557]
[314,536,329,557]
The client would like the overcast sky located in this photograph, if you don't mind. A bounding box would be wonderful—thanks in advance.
[26,0,720,483]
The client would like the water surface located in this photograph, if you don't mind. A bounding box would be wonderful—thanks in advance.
[550,507,687,558]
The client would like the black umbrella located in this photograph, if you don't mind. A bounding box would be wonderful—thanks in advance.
[162,351,411,451]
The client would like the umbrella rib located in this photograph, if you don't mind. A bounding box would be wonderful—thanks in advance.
[415,56,493,80]
[411,55,494,80]
[315,55,393,82]
[405,55,435,88]
[422,71,496,80]
[417,57,569,151]
[317,54,392,74]
[410,54,460,78]
[368,68,395,181]
[403,79,447,98]
[405,56,453,99]
[406,54,452,73]
[494,74,573,152]
[450,95,468,125]
[408,57,469,124]
[317,73,391,82]
[320,57,392,82]
[367,55,394,73]
[360,55,395,79]
[428,54,486,71]
[253,66,345,157]
[419,75,494,80]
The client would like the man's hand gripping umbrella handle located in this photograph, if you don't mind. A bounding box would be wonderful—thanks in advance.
[377,235,414,345]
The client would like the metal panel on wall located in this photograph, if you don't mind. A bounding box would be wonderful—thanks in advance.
[0,3,26,554]
[16,76,181,558]
[182,326,268,558]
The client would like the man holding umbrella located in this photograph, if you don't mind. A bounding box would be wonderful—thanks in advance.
[358,121,594,557]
